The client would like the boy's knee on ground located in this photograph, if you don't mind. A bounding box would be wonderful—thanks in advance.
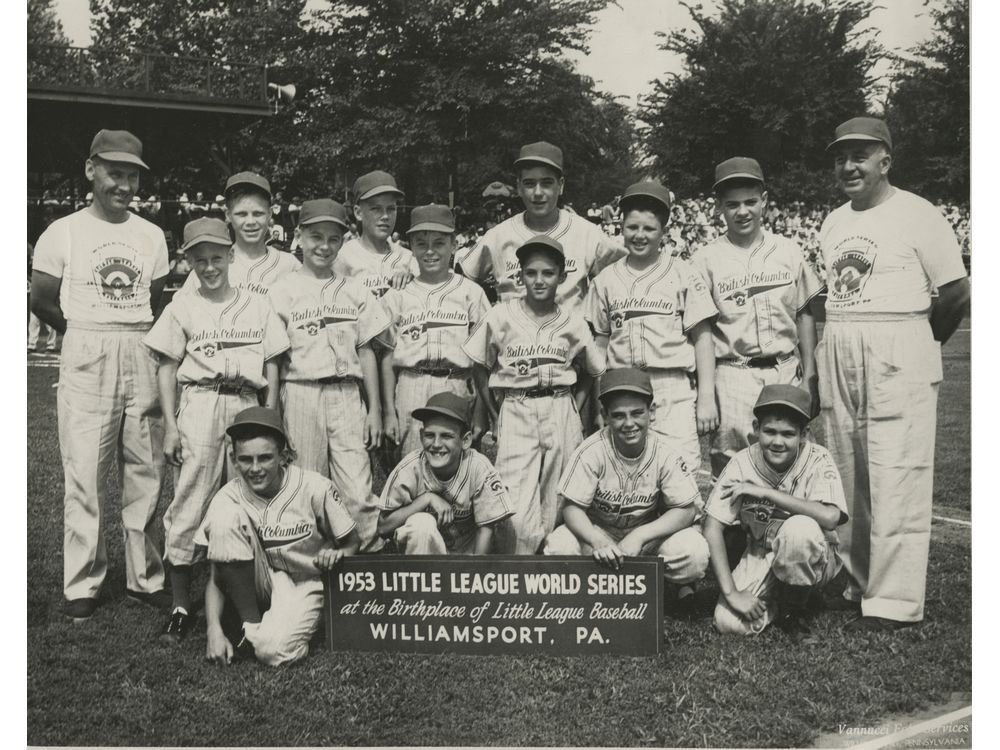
[245,622,311,667]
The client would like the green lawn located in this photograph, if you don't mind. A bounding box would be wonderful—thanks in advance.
[26,327,972,747]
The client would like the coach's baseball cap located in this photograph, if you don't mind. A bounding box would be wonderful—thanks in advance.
[224,171,271,199]
[515,235,565,266]
[407,204,455,234]
[179,218,232,253]
[514,141,564,174]
[412,392,472,431]
[298,198,349,228]
[89,129,149,169]
[599,368,654,402]
[226,407,287,442]
[826,116,893,152]
[353,170,405,202]
[713,157,765,190]
[620,180,672,213]
[752,384,812,422]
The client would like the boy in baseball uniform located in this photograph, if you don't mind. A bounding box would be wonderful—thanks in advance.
[378,392,513,554]
[464,236,606,554]
[334,170,419,298]
[197,407,360,667]
[587,181,718,468]
[691,158,822,478]
[543,368,709,605]
[703,385,848,637]
[181,172,300,296]
[268,199,391,553]
[377,204,492,456]
[144,217,290,642]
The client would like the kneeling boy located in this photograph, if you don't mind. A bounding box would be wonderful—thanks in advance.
[543,368,709,598]
[196,407,360,667]
[378,392,513,554]
[703,385,848,636]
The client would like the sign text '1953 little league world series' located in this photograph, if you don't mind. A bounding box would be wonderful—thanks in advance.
[323,555,663,656]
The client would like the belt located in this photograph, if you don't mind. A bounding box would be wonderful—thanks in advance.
[317,375,356,385]
[721,351,796,369]
[193,381,258,396]
[412,366,470,377]
[508,386,571,399]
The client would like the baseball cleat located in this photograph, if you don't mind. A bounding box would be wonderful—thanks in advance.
[126,588,173,611]
[160,608,194,643]
[63,597,99,622]
[234,631,257,662]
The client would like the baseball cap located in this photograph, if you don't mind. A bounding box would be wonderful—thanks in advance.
[412,392,472,431]
[298,198,349,228]
[515,235,565,265]
[752,384,812,422]
[407,204,455,234]
[226,406,287,442]
[713,157,765,190]
[620,181,672,213]
[224,171,271,199]
[89,129,149,169]
[826,116,893,152]
[353,170,405,202]
[514,141,564,174]
[179,217,232,253]
[599,368,654,401]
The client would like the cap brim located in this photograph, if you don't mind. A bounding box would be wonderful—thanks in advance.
[513,157,563,173]
[299,215,348,228]
[411,406,469,429]
[225,420,286,440]
[407,222,454,234]
[713,172,765,190]
[225,182,271,199]
[752,398,811,421]
[180,235,232,252]
[358,186,405,201]
[93,151,149,169]
[599,384,653,400]
[621,190,670,210]
[825,134,887,152]
[515,243,563,262]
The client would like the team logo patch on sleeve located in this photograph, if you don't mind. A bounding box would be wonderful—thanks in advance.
[93,257,141,302]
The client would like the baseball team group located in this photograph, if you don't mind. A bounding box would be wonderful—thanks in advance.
[28,116,970,667]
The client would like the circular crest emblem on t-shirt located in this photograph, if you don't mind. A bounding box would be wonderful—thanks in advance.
[829,237,876,302]
[94,257,141,301]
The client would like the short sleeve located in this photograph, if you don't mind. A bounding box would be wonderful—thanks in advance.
[151,229,170,279]
[320,485,358,541]
[591,233,627,277]
[558,443,601,508]
[657,449,702,510]
[795,249,824,313]
[462,312,497,368]
[585,277,611,335]
[680,263,718,331]
[356,289,391,347]
[467,284,492,328]
[455,238,491,283]
[142,304,187,361]
[572,318,607,377]
[375,288,402,349]
[703,460,744,526]
[379,455,421,512]
[262,304,291,360]
[469,456,514,526]
[914,206,967,289]
[31,220,68,278]
[805,446,849,522]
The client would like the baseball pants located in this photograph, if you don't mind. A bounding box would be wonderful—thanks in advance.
[198,499,322,667]
[395,370,475,455]
[817,315,941,623]
[28,312,58,350]
[711,355,801,478]
[543,524,709,583]
[163,386,258,566]
[58,325,165,601]
[648,368,700,468]
[713,515,841,635]
[281,379,382,553]
[392,512,481,555]
[494,391,583,554]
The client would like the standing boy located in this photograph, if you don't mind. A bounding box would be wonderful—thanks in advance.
[464,236,606,554]
[543,369,709,603]
[144,217,289,641]
[691,158,822,478]
[181,172,299,297]
[268,199,390,552]
[703,385,848,636]
[587,181,718,468]
[378,392,513,554]
[377,204,491,455]
[197,407,360,667]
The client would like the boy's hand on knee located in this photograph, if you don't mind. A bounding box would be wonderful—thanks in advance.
[617,534,642,558]
[313,545,346,571]
[592,542,625,570]
[206,628,234,666]
[725,589,766,621]
[427,495,455,527]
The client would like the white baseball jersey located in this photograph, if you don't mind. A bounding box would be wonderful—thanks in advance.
[454,209,626,311]
[463,300,606,389]
[144,288,289,390]
[559,428,701,533]
[377,274,491,369]
[333,238,420,299]
[586,254,718,370]
[380,448,513,549]
[268,271,391,381]
[180,245,300,296]
[704,441,848,551]
[691,230,822,359]
[32,209,168,325]
[819,189,966,315]
[196,464,357,577]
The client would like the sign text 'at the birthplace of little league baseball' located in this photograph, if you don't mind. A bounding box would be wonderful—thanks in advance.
[323,555,664,655]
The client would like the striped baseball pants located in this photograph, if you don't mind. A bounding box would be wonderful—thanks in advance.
[395,370,475,455]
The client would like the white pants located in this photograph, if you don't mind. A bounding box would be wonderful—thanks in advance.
[58,326,165,600]
[28,313,58,349]
[713,515,841,635]
[394,512,487,555]
[647,369,700,469]
[543,524,710,584]
[395,370,475,455]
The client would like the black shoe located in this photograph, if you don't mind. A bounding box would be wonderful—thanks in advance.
[845,616,917,632]
[234,631,257,662]
[775,612,812,638]
[127,588,172,611]
[776,582,814,638]
[823,593,862,613]
[63,597,99,622]
[160,608,194,643]
[664,583,698,618]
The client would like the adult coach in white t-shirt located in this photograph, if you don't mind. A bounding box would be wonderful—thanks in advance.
[31,130,171,622]
[817,117,969,631]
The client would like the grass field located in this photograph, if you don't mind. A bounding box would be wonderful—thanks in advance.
[25,327,971,747]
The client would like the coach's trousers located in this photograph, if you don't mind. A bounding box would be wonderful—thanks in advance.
[817,315,941,623]
[58,325,165,601]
